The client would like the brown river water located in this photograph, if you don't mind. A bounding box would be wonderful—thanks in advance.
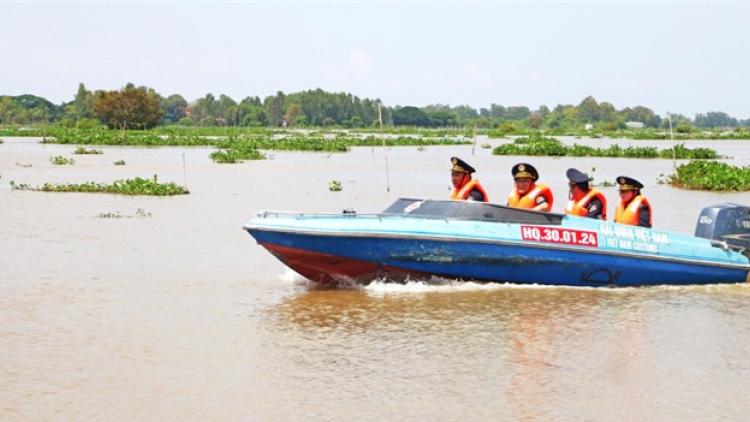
[1,136,749,421]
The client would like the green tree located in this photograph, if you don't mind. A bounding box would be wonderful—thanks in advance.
[599,102,618,123]
[505,106,531,121]
[265,91,286,127]
[536,105,550,119]
[426,110,458,127]
[238,96,267,127]
[489,104,506,119]
[393,106,430,126]
[452,105,479,120]
[66,83,94,122]
[473,116,492,128]
[216,94,238,125]
[190,93,217,125]
[695,111,738,128]
[623,106,659,127]
[92,86,163,130]
[578,96,601,123]
[236,96,264,126]
[161,94,188,124]
[0,94,62,124]
[527,113,544,129]
[661,113,691,128]
[284,103,303,126]
[0,96,22,124]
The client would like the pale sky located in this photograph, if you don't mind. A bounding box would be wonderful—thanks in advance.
[2,0,749,119]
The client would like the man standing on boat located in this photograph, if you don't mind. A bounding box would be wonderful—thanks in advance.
[507,163,554,211]
[564,168,607,220]
[614,176,652,228]
[450,157,489,202]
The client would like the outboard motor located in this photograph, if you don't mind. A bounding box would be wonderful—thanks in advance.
[695,203,750,254]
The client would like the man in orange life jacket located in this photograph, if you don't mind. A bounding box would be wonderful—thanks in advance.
[614,176,652,228]
[564,168,607,220]
[507,162,553,211]
[449,156,488,202]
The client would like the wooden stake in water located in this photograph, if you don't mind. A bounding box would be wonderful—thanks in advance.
[379,105,390,192]
[667,113,676,172]
[471,124,477,155]
[182,152,188,190]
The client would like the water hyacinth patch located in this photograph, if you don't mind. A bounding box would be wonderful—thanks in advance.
[49,155,75,165]
[99,209,152,218]
[10,175,189,196]
[73,147,104,154]
[492,137,719,159]
[210,143,266,163]
[669,161,750,191]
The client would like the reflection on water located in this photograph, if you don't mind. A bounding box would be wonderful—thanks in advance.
[258,280,750,421]
[2,138,750,421]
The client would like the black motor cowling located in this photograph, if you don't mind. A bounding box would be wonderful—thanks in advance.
[695,203,750,251]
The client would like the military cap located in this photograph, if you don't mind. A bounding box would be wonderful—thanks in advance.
[450,156,476,174]
[512,162,539,180]
[616,175,644,191]
[566,168,590,185]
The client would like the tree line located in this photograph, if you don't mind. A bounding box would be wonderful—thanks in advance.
[0,83,748,131]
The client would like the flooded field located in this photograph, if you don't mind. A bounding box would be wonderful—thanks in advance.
[2,136,749,421]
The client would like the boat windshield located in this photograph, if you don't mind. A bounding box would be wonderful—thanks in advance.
[381,198,563,225]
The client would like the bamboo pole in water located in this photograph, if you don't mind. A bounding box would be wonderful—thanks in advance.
[379,105,390,192]
[472,124,477,155]
[182,152,188,190]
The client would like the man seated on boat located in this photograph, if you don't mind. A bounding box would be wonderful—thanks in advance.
[564,168,607,220]
[449,156,488,202]
[507,163,554,211]
[614,176,652,228]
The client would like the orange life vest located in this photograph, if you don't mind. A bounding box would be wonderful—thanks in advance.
[565,188,607,220]
[507,183,553,210]
[615,195,652,227]
[451,179,489,202]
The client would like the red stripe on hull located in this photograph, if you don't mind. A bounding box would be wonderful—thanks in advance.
[260,242,429,285]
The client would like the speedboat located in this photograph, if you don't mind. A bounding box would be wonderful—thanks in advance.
[243,199,750,287]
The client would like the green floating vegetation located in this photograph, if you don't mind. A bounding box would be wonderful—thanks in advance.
[210,143,266,163]
[513,134,559,144]
[38,127,478,164]
[73,147,103,154]
[10,175,189,196]
[113,159,126,165]
[99,209,152,218]
[669,161,750,191]
[49,155,75,165]
[329,180,342,191]
[493,136,718,159]
[45,128,472,150]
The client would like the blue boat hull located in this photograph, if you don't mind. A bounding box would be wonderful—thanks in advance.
[250,229,750,287]
[245,199,750,287]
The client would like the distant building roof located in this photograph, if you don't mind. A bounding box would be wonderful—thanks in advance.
[625,121,645,128]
